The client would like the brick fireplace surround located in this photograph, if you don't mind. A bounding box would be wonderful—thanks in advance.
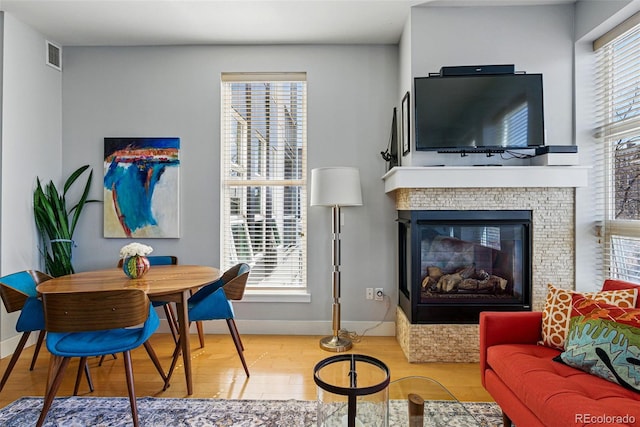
[383,166,589,362]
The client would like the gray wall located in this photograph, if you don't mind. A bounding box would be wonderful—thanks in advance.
[575,0,635,40]
[0,12,62,356]
[62,44,398,333]
[404,4,575,167]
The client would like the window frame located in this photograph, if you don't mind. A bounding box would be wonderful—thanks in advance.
[594,12,640,283]
[220,72,309,299]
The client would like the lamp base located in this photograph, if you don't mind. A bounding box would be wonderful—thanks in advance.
[319,335,352,352]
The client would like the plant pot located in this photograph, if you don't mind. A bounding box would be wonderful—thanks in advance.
[122,255,150,279]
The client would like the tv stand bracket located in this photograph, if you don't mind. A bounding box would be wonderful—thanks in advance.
[437,148,506,157]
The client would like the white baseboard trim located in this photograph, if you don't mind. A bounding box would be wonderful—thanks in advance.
[157,319,396,337]
[0,320,395,359]
[1,332,37,359]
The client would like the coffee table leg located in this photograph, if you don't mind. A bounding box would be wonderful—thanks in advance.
[176,290,193,395]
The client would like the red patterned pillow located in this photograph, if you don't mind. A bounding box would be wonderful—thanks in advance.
[540,284,638,350]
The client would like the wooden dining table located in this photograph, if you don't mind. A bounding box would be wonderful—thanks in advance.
[36,264,222,395]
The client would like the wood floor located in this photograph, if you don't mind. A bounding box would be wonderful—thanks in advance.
[0,333,493,408]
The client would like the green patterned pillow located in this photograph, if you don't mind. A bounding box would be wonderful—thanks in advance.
[559,294,640,392]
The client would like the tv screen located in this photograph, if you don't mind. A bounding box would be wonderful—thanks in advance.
[414,73,544,151]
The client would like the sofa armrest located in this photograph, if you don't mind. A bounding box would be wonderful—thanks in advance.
[479,311,543,387]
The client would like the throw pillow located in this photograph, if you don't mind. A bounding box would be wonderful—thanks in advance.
[540,283,638,350]
[559,295,640,392]
[601,279,640,308]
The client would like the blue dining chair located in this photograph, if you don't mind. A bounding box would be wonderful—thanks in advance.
[0,270,92,393]
[164,263,250,385]
[36,288,165,427]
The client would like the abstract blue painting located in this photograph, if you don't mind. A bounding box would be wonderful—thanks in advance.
[104,137,180,238]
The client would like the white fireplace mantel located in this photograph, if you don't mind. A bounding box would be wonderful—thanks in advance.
[382,166,589,193]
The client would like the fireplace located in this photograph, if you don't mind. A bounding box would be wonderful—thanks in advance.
[398,210,532,324]
[383,166,586,362]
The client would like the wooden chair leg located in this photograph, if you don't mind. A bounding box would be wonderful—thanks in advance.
[122,350,140,427]
[0,332,30,392]
[36,356,71,427]
[73,357,88,395]
[30,330,46,371]
[84,361,94,392]
[142,341,167,383]
[196,321,205,348]
[98,353,118,366]
[226,319,249,377]
[163,340,182,391]
[228,318,244,351]
[164,304,180,345]
[73,357,94,395]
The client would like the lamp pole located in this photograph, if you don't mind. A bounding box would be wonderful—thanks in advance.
[320,204,352,352]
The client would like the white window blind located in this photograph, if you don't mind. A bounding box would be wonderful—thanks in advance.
[594,14,640,283]
[221,72,307,291]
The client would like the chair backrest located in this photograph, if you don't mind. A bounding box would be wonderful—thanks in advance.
[222,263,250,301]
[0,270,52,313]
[42,289,150,333]
[116,255,178,268]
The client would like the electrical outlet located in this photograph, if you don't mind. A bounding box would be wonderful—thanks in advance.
[366,288,373,300]
[375,288,384,301]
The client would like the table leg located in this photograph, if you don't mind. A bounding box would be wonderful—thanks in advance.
[175,289,193,395]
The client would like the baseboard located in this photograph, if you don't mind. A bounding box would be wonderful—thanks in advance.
[157,319,396,337]
[0,319,394,360]
[1,333,37,359]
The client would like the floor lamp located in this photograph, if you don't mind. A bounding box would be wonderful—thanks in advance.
[310,167,363,352]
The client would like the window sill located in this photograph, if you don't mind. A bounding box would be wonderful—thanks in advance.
[239,290,311,303]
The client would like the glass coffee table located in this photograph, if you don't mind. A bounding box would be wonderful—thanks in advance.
[389,376,481,427]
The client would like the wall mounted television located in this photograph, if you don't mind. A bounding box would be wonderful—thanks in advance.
[414,73,545,152]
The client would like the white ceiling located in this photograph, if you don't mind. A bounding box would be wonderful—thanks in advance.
[0,0,576,46]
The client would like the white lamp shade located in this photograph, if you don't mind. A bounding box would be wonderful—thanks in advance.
[310,167,363,207]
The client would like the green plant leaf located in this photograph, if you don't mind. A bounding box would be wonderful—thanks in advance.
[69,168,93,235]
[63,164,90,195]
[33,165,101,277]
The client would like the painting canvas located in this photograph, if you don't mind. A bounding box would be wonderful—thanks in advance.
[104,137,180,238]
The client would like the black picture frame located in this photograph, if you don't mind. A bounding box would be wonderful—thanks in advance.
[401,91,410,155]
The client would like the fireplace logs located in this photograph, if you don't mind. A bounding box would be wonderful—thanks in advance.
[421,265,509,294]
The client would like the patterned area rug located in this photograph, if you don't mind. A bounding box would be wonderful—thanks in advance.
[0,396,503,426]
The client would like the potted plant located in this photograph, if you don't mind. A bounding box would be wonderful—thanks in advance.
[33,165,99,277]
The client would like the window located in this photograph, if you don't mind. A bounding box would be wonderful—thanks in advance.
[594,13,640,282]
[221,73,307,291]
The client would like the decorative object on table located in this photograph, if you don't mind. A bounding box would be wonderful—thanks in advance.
[310,167,363,352]
[33,165,99,277]
[103,137,180,238]
[119,242,153,279]
[401,91,410,156]
[0,396,503,427]
[314,354,390,427]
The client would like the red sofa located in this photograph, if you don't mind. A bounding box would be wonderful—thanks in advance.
[480,279,640,427]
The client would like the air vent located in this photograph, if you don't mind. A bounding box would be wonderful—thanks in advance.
[46,40,61,71]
